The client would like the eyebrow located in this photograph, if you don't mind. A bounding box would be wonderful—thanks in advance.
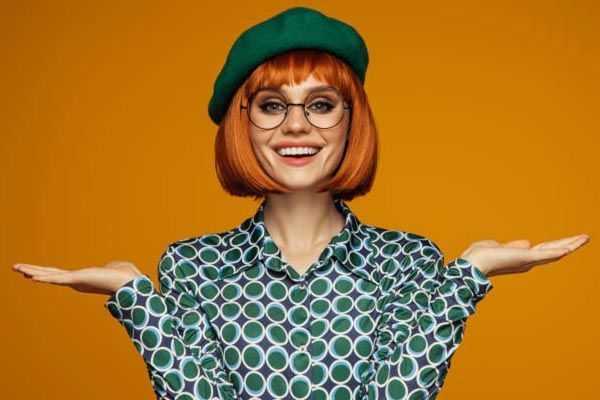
[259,84,339,96]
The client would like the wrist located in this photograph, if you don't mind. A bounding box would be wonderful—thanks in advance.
[112,273,141,293]
[459,254,489,276]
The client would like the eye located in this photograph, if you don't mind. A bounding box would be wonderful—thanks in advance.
[259,101,286,114]
[308,100,335,113]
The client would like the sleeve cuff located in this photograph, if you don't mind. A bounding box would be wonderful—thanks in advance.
[446,257,494,303]
[103,275,156,322]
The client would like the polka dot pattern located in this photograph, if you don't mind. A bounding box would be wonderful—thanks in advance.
[104,198,493,399]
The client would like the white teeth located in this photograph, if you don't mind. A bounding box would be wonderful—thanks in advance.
[276,147,320,156]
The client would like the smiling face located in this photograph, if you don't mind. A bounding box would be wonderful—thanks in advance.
[247,74,351,193]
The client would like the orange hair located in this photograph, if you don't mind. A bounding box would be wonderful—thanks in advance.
[214,49,378,201]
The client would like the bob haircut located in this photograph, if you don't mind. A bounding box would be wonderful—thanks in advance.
[214,49,378,202]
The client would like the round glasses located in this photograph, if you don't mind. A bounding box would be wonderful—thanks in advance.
[241,87,352,130]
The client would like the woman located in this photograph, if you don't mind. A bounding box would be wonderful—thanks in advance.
[12,6,589,400]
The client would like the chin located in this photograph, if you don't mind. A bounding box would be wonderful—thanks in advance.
[273,176,328,191]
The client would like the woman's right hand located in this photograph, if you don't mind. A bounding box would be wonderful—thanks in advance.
[11,261,143,295]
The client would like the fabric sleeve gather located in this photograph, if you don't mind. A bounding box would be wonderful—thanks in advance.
[104,245,239,400]
[357,243,493,400]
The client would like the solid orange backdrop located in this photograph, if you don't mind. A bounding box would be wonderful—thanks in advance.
[2,1,598,399]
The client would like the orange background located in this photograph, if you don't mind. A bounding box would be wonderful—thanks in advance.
[2,1,598,398]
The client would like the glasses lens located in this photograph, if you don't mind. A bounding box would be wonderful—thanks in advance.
[304,89,345,129]
[248,90,287,129]
[248,88,346,129]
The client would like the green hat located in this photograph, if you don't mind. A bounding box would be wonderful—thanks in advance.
[208,6,369,125]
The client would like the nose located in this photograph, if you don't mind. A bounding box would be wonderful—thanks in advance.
[281,104,311,133]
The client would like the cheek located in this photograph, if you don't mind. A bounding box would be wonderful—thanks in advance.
[249,132,265,154]
[331,127,350,157]
[249,132,274,169]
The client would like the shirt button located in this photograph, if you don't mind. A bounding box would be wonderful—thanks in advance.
[299,282,306,289]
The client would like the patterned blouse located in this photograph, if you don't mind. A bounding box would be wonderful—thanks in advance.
[104,198,494,400]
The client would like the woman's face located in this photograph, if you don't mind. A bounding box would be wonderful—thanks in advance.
[248,74,351,193]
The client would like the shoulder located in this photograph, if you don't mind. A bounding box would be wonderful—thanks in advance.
[158,228,237,281]
[164,230,231,259]
[363,224,445,289]
[364,224,444,261]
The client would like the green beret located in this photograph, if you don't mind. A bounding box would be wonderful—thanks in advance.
[208,6,369,125]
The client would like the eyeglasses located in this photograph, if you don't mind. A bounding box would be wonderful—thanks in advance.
[240,87,352,130]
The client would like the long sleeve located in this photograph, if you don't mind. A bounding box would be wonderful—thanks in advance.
[358,243,494,400]
[104,244,239,400]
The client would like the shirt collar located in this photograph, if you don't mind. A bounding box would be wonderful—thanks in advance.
[220,198,380,285]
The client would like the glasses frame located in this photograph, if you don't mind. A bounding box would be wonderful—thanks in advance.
[240,88,352,130]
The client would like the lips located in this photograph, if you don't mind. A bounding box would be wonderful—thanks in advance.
[274,147,320,166]
[271,140,324,151]
[276,147,322,157]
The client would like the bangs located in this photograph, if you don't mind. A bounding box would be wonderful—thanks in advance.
[243,49,358,102]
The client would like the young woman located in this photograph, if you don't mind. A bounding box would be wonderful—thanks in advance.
[12,7,588,400]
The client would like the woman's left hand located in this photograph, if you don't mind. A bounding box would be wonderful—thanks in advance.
[460,234,590,277]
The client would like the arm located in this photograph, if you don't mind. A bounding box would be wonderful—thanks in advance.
[358,243,493,400]
[104,244,239,400]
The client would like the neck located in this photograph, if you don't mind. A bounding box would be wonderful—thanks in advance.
[262,193,345,250]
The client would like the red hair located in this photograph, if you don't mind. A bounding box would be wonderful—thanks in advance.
[214,49,378,201]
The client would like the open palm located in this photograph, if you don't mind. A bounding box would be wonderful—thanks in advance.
[11,261,142,295]
[460,234,590,277]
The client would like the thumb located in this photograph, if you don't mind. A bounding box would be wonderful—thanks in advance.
[504,239,531,248]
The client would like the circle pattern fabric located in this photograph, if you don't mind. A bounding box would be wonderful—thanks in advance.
[105,198,494,399]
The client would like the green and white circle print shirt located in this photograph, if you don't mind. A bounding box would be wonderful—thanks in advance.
[104,198,494,400]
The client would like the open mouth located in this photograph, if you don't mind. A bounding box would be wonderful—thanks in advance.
[277,149,321,158]
[274,147,322,165]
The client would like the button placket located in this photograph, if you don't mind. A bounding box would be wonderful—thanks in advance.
[303,277,313,396]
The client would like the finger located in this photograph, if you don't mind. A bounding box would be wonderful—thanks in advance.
[474,239,501,247]
[31,272,74,285]
[503,240,530,248]
[522,247,574,268]
[15,270,64,279]
[528,247,571,263]
[13,265,67,276]
[13,264,65,273]
[563,235,590,252]
[532,234,588,250]
[537,235,589,252]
